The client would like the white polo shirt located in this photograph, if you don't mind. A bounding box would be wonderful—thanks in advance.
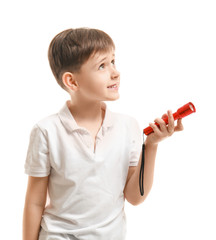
[25,101,142,240]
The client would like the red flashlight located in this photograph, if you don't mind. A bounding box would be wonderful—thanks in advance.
[143,102,196,135]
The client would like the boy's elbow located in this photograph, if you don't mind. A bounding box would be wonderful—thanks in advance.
[125,194,145,206]
[127,198,144,206]
[125,188,151,206]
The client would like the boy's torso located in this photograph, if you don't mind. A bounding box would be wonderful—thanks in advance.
[25,101,142,238]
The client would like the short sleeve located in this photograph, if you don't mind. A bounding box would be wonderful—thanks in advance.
[24,124,51,177]
[129,117,143,167]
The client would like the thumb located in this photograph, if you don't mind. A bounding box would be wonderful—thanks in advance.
[174,118,184,132]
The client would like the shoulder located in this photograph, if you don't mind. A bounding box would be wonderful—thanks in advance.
[32,113,60,136]
[112,111,140,129]
[109,111,141,140]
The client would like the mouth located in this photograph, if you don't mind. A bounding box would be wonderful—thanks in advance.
[107,83,119,89]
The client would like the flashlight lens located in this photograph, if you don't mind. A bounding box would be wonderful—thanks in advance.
[189,103,194,112]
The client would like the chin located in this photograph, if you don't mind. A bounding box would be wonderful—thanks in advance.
[106,94,120,101]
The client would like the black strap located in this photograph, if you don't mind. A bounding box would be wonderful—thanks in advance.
[139,133,145,196]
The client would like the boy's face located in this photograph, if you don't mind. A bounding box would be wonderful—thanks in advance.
[74,49,120,102]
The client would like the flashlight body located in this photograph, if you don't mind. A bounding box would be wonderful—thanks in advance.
[143,102,196,135]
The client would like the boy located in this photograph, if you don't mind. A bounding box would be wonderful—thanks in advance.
[23,28,183,240]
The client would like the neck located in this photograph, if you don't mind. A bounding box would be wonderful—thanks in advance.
[67,98,104,123]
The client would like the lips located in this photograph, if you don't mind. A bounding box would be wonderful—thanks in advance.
[107,83,119,89]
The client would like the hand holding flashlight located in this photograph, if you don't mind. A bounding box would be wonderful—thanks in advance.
[143,102,196,136]
[139,102,196,196]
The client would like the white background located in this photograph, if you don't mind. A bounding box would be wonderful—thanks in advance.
[0,0,216,239]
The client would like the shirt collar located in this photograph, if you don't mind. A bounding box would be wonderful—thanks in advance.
[58,101,114,134]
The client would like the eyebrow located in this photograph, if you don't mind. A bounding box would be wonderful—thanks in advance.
[94,54,115,67]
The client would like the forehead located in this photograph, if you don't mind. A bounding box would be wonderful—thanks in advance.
[90,49,115,62]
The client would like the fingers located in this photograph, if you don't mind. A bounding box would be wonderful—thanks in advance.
[149,122,161,135]
[154,117,167,132]
[152,110,175,136]
[174,118,184,132]
[147,110,184,145]
[149,110,184,135]
[167,110,175,135]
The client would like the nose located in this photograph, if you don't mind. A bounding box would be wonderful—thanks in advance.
[111,67,120,80]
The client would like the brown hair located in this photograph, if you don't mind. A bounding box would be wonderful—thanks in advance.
[48,28,115,90]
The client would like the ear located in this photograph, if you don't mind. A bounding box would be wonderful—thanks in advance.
[62,72,79,91]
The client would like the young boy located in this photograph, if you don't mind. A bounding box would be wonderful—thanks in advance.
[23,28,183,240]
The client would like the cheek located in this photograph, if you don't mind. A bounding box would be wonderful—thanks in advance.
[88,74,107,91]
[92,81,106,94]
[78,71,109,95]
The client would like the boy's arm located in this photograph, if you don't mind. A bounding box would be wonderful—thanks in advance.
[124,110,183,206]
[23,176,49,240]
[124,142,158,205]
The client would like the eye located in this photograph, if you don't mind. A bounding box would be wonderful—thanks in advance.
[111,59,115,66]
[98,63,105,70]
